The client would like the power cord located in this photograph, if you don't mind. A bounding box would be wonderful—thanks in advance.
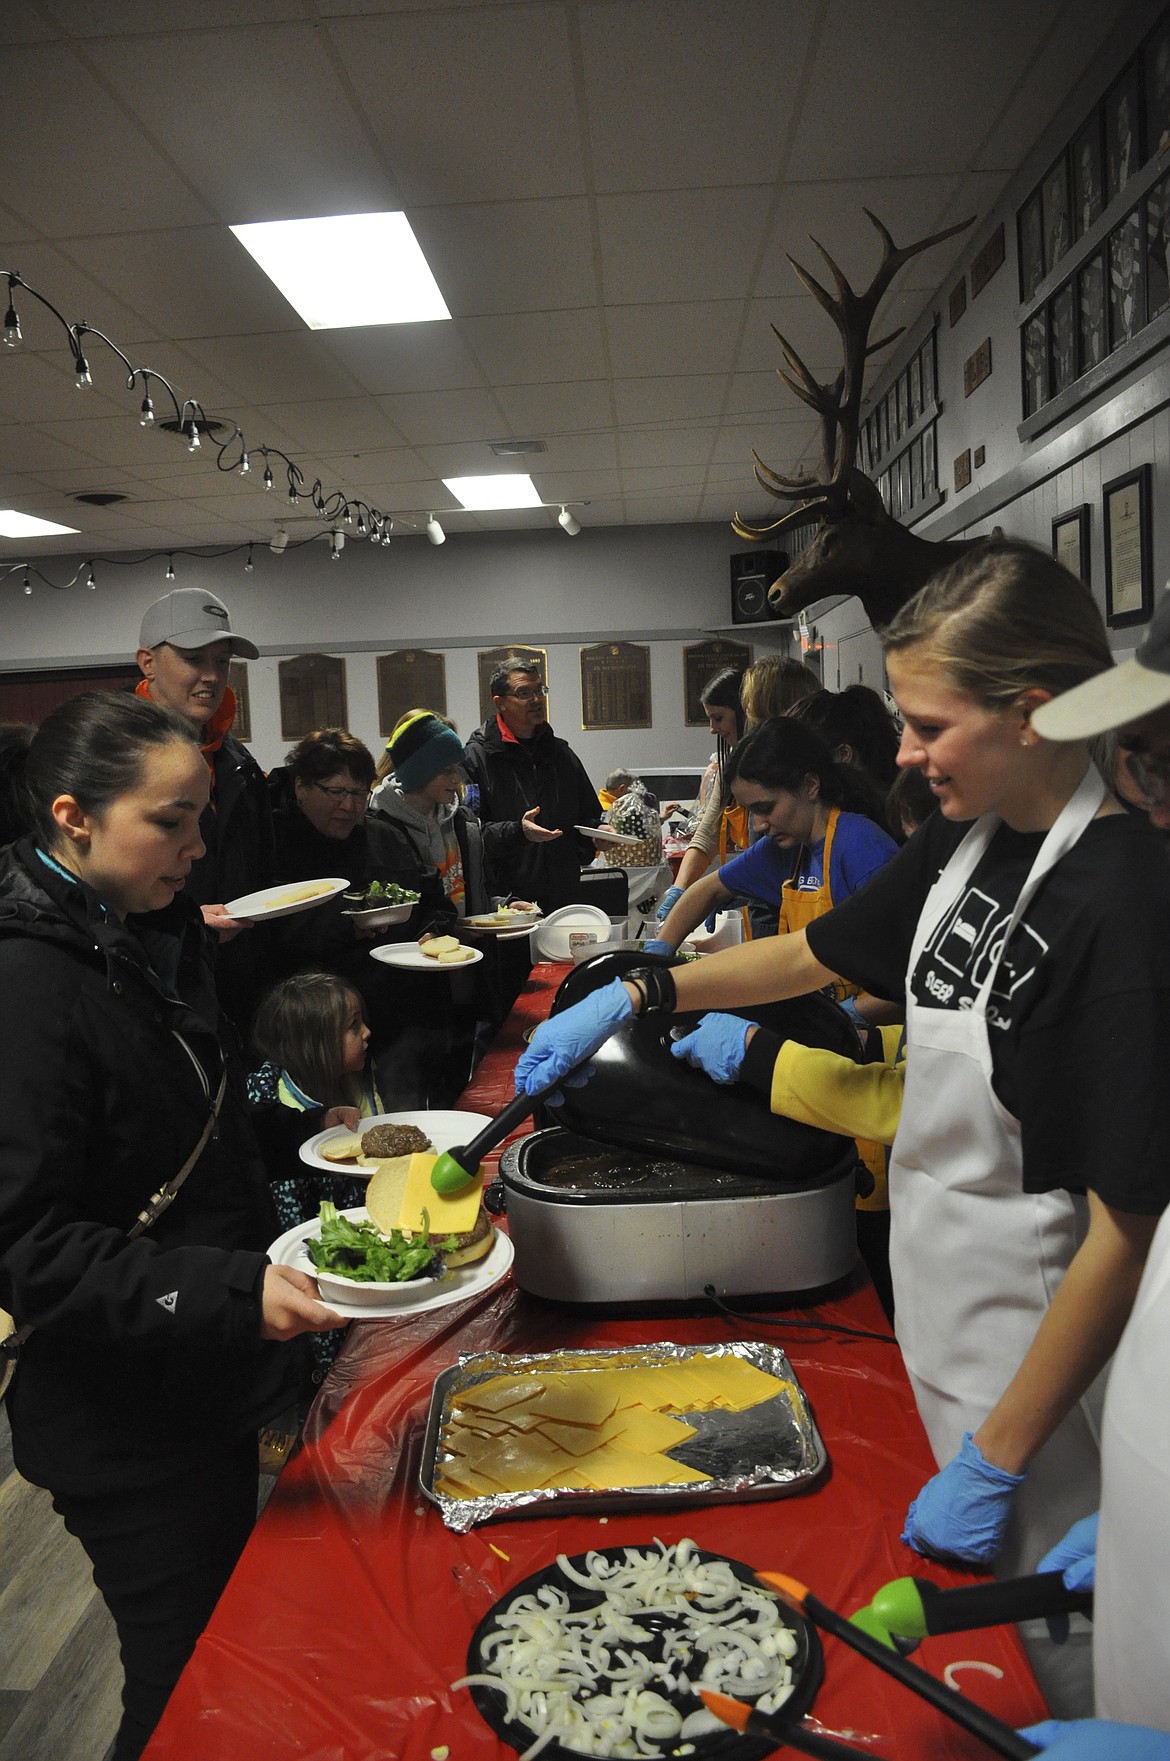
[703,1284,897,1345]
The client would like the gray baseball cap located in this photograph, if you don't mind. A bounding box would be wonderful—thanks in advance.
[1032,593,1170,741]
[138,588,259,659]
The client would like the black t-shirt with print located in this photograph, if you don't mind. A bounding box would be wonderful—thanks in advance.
[805,809,1170,1213]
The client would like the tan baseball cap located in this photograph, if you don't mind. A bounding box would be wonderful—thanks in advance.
[1032,594,1170,741]
[138,588,259,659]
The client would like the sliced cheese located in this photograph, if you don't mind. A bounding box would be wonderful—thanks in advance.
[396,1153,483,1235]
[421,935,461,958]
[438,946,477,963]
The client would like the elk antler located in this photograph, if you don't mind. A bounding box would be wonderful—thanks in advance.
[734,209,975,540]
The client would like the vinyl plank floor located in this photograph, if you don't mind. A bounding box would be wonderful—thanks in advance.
[0,1473,102,1692]
[0,1591,120,1761]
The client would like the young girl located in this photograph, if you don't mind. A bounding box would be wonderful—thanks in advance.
[518,542,1170,1711]
[648,717,897,977]
[0,692,340,1761]
[248,970,385,1234]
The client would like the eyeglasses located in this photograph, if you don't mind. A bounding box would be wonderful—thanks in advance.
[506,684,548,702]
[312,780,368,805]
[1121,740,1170,805]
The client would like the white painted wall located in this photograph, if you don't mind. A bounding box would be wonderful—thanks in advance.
[3,521,767,777]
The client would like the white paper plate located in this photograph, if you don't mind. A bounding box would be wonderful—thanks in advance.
[576,824,642,847]
[224,877,349,923]
[299,1108,493,1173]
[464,910,544,935]
[268,1209,514,1320]
[370,940,483,972]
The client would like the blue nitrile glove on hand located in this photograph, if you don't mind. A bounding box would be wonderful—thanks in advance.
[1021,1720,1170,1759]
[704,910,718,933]
[1038,1511,1098,1592]
[670,1013,753,1085]
[513,977,633,1099]
[656,885,683,923]
[641,938,675,956]
[901,1432,1026,1566]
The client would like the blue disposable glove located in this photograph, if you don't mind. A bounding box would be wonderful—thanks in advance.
[901,1432,1025,1566]
[656,885,683,923]
[641,937,675,956]
[670,1013,753,1084]
[1021,1720,1170,1759]
[704,910,718,933]
[513,977,633,1098]
[1038,1511,1098,1593]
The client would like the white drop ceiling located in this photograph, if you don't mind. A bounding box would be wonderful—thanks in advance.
[0,0,1140,560]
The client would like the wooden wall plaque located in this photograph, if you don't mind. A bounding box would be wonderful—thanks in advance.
[278,653,347,741]
[476,645,549,726]
[228,660,252,742]
[963,337,992,396]
[580,641,652,730]
[683,638,752,726]
[377,649,447,737]
[970,223,1006,299]
[953,449,973,492]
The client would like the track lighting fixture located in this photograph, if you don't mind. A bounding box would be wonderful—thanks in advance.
[426,514,445,545]
[557,505,581,536]
[165,556,175,580]
[269,525,290,555]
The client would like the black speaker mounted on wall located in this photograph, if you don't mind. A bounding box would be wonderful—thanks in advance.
[729,549,788,624]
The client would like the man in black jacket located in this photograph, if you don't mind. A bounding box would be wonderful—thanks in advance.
[462,656,600,913]
[136,587,275,1027]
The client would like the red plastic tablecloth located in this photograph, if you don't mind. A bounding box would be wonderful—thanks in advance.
[145,965,1047,1761]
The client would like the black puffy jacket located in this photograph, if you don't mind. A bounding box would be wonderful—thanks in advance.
[0,840,295,1494]
[461,716,600,912]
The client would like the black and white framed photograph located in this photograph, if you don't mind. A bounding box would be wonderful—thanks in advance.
[1019,190,1045,303]
[1105,63,1141,204]
[1146,172,1170,321]
[893,375,906,440]
[879,470,892,515]
[920,334,936,409]
[1022,309,1048,416]
[1109,208,1145,347]
[879,397,891,457]
[899,448,912,517]
[1145,15,1170,159]
[908,355,922,425]
[909,436,923,508]
[1072,115,1104,239]
[1042,153,1071,275]
[1078,253,1106,370]
[1103,464,1153,628]
[922,424,937,499]
[1052,504,1091,585]
[1049,281,1076,397]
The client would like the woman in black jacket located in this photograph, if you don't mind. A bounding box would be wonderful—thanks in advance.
[0,693,342,1761]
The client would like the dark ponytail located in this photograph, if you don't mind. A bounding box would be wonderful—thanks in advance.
[726,715,888,827]
[25,691,197,849]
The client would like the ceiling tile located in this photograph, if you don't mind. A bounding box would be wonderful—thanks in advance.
[412,200,597,317]
[460,309,608,385]
[323,322,485,395]
[0,425,111,473]
[181,331,366,406]
[597,188,773,304]
[618,429,714,469]
[43,2,310,33]
[75,228,305,339]
[254,397,406,453]
[328,7,586,204]
[376,387,508,447]
[494,379,613,434]
[606,302,746,378]
[613,375,729,426]
[0,352,125,424]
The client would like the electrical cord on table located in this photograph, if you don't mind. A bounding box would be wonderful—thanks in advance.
[703,1284,897,1345]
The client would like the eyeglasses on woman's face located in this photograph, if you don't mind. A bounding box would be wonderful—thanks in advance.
[312,780,368,805]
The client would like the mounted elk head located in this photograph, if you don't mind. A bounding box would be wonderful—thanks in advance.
[734,210,980,630]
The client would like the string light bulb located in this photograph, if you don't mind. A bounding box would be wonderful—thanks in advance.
[244,543,254,574]
[4,284,22,349]
[165,556,175,580]
[288,485,299,506]
[381,522,393,546]
[262,458,274,491]
[186,419,200,452]
[238,451,250,476]
[22,568,31,595]
[329,528,344,559]
[86,564,96,589]
[74,351,91,389]
[139,392,154,426]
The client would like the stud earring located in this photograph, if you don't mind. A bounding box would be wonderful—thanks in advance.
[1020,736,1030,748]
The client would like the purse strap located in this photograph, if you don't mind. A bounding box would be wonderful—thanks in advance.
[1,1061,228,1365]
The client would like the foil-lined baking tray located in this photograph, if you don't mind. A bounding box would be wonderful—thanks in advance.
[419,1341,826,1532]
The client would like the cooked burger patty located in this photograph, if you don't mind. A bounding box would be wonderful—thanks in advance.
[361,1123,433,1158]
[439,1205,494,1266]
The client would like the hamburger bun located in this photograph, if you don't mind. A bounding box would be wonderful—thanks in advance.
[364,1160,494,1267]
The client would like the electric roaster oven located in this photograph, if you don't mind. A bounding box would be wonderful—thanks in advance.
[497,950,867,1305]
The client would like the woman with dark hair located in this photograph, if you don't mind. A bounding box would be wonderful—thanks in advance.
[791,685,901,794]
[656,666,748,920]
[0,692,341,1760]
[0,721,34,847]
[648,716,897,970]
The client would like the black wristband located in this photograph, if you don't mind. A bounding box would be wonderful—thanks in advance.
[625,965,677,1013]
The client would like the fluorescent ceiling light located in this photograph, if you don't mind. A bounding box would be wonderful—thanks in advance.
[229,212,451,329]
[0,510,80,538]
[443,475,542,510]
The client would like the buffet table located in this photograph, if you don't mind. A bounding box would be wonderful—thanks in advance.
[144,963,1047,1760]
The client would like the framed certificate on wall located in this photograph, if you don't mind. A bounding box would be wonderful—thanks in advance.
[1103,464,1152,628]
[1052,504,1091,585]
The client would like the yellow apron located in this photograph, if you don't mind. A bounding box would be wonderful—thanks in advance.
[777,807,886,1210]
[718,801,753,940]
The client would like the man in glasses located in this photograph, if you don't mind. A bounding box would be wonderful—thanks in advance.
[1025,592,1170,1747]
[136,587,275,1026]
[463,655,600,913]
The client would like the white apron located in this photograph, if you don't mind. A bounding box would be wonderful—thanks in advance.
[1093,1203,1170,1725]
[888,764,1108,1584]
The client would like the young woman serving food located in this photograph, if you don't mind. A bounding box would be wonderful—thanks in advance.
[0,693,343,1761]
[516,542,1170,1707]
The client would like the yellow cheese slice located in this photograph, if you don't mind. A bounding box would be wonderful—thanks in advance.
[396,1153,483,1235]
[421,935,461,958]
[456,1376,544,1414]
[690,1354,787,1410]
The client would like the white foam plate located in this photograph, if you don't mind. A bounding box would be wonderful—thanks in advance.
[299,1108,493,1173]
[576,824,642,847]
[224,878,349,923]
[464,910,544,935]
[369,940,484,972]
[267,1209,514,1320]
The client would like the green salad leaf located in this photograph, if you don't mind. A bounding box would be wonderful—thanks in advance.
[366,880,420,904]
[306,1200,446,1284]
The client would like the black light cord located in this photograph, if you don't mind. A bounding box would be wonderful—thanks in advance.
[703,1283,897,1345]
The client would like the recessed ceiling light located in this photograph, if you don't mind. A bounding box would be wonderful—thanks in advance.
[230,212,451,329]
[0,510,80,538]
[443,475,542,510]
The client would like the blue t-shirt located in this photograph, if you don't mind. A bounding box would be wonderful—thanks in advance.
[718,810,897,909]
